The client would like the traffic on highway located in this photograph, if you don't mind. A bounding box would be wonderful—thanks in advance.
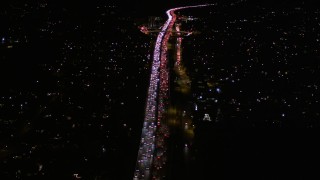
[134,4,212,180]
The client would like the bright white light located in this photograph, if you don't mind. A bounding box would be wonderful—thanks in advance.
[203,114,212,121]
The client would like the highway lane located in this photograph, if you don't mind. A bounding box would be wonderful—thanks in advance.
[134,4,213,180]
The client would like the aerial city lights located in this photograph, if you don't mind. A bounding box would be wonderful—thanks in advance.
[134,4,213,179]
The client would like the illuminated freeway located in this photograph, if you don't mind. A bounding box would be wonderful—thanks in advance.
[134,4,213,180]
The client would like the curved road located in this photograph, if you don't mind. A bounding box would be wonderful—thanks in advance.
[134,4,213,180]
